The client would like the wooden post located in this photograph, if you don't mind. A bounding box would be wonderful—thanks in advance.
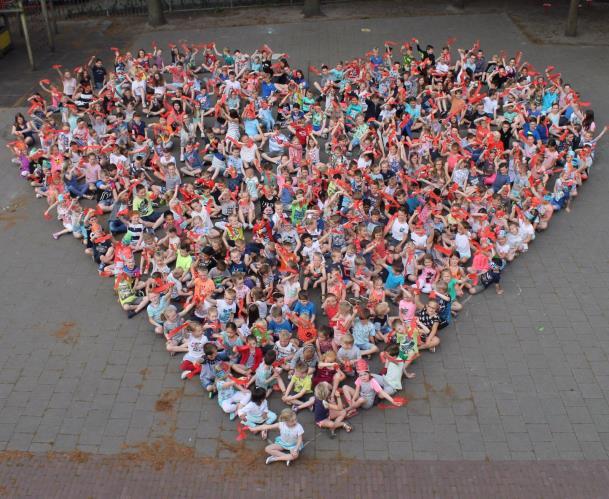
[565,0,578,37]
[147,0,166,26]
[302,0,323,17]
[40,0,55,52]
[49,0,59,35]
[18,1,35,70]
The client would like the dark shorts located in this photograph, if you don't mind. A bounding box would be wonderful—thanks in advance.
[141,211,162,223]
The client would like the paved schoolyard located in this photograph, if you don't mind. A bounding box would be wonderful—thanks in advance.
[1,9,609,495]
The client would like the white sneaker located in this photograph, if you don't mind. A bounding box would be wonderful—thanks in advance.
[180,370,191,380]
[265,456,277,465]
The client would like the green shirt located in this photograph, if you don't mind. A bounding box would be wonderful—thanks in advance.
[133,194,153,217]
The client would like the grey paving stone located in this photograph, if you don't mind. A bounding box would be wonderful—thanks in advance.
[573,424,600,443]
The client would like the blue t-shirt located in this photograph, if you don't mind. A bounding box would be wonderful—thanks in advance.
[385,269,405,290]
[292,300,316,318]
[352,318,376,346]
[261,81,277,99]
[147,294,169,323]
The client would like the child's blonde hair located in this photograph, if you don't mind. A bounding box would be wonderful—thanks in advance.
[162,305,178,320]
[322,350,336,363]
[375,301,390,315]
[338,301,352,313]
[314,381,332,401]
[279,408,297,423]
[342,334,354,346]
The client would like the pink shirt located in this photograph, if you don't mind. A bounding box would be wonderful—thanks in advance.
[398,299,416,323]
[84,163,101,184]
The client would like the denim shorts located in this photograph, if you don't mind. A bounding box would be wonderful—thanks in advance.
[356,341,375,351]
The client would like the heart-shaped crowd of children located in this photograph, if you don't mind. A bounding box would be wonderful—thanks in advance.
[8,38,604,465]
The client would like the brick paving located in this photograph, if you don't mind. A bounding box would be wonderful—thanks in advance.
[1,7,609,497]
[1,453,609,498]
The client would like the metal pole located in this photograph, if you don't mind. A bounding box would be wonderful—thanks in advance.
[18,1,35,70]
[40,0,55,51]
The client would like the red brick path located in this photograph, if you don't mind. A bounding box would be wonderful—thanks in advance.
[1,450,609,498]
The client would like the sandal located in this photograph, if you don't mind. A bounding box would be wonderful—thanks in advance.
[346,408,358,418]
[342,422,353,433]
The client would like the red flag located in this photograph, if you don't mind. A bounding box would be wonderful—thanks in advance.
[434,244,452,256]
[235,422,249,441]
[378,396,408,409]
[167,323,188,340]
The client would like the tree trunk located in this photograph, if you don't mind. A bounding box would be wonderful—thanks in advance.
[147,0,166,27]
[565,0,578,37]
[302,0,323,17]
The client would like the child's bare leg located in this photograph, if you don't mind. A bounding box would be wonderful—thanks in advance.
[52,228,71,239]
[331,371,345,398]
[265,443,295,462]
[231,364,251,376]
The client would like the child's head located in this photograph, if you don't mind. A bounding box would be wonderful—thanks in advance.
[297,290,309,304]
[355,359,370,377]
[214,361,230,379]
[324,293,337,307]
[207,307,219,321]
[278,408,298,426]
[318,325,333,341]
[302,344,315,361]
[338,301,352,315]
[278,329,291,345]
[263,349,277,367]
[188,322,203,337]
[246,334,257,347]
[341,334,354,349]
[322,350,337,363]
[374,301,390,316]
[294,361,308,377]
[314,381,332,402]
[204,342,218,359]
[250,386,267,406]
[385,343,400,358]
[164,304,178,321]
[358,307,370,322]
[224,288,236,303]
[392,318,405,333]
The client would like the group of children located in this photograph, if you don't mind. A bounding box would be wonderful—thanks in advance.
[7,37,604,465]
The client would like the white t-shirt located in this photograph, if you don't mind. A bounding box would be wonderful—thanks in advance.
[390,219,409,242]
[223,79,242,95]
[301,241,321,262]
[184,334,208,363]
[278,422,304,446]
[240,144,257,163]
[216,299,237,323]
[483,97,498,115]
[454,232,471,256]
[190,208,214,230]
[238,400,269,420]
[63,77,77,95]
